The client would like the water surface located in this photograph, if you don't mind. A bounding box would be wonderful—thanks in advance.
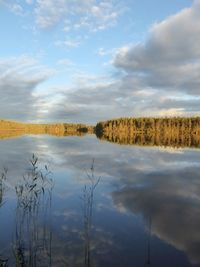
[0,134,200,266]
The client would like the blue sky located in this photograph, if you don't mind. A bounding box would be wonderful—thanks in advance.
[0,0,199,123]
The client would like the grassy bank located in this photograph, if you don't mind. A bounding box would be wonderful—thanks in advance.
[0,120,94,139]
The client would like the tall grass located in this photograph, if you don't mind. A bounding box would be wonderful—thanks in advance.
[81,160,100,267]
[0,157,103,266]
[0,168,8,266]
[0,168,7,208]
[13,154,54,267]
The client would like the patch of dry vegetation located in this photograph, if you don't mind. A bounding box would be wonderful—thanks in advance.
[0,120,94,139]
[95,117,200,148]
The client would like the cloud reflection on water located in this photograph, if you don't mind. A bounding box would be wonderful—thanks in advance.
[0,135,200,266]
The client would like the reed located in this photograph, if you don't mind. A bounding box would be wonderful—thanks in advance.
[13,154,54,267]
[81,160,100,267]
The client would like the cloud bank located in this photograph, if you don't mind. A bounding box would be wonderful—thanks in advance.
[1,0,200,122]
[35,0,200,121]
[115,0,200,95]
[0,56,53,121]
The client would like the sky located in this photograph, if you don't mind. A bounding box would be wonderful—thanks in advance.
[0,0,199,124]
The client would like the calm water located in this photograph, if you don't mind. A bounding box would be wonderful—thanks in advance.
[0,134,200,266]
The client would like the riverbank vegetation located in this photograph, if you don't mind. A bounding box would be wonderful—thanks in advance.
[2,117,200,148]
[0,120,94,139]
[95,117,200,135]
[95,117,200,148]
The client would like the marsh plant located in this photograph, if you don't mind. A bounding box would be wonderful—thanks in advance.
[0,168,8,267]
[145,217,152,267]
[0,258,8,267]
[14,154,54,267]
[81,160,100,267]
[0,168,7,208]
[1,156,101,267]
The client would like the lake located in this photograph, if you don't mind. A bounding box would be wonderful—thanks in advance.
[0,133,200,267]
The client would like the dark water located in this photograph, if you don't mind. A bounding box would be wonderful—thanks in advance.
[0,134,200,267]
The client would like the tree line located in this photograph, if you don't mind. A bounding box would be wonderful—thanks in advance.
[0,120,94,138]
[95,117,200,135]
[95,117,200,148]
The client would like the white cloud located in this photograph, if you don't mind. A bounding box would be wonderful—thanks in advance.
[55,39,81,48]
[1,1,24,15]
[97,47,117,57]
[98,48,107,56]
[26,0,33,4]
[10,3,24,15]
[114,0,200,95]
[34,0,123,31]
[56,59,75,67]
[1,0,200,122]
[0,55,54,121]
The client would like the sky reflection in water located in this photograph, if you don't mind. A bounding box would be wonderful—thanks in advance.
[0,134,200,266]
